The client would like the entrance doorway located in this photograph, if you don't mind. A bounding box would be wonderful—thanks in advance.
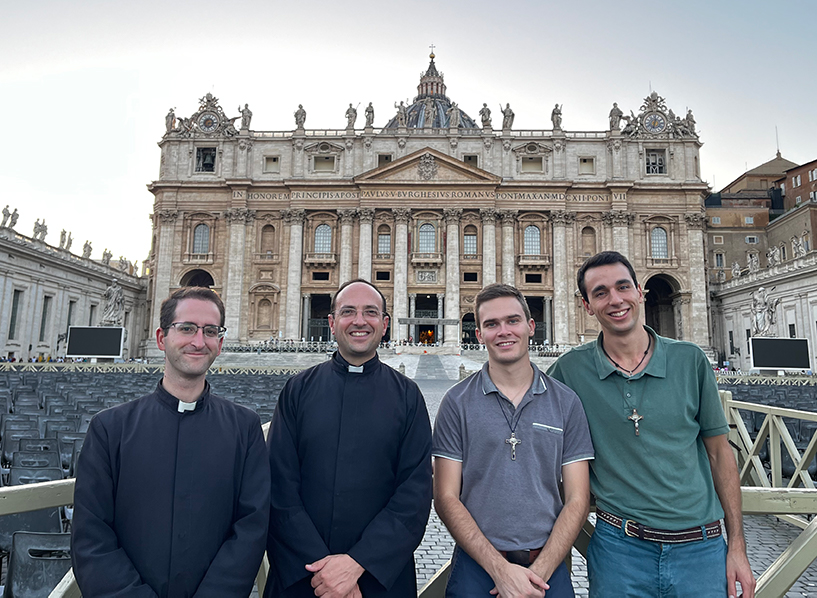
[525,296,545,344]
[644,275,677,339]
[180,269,214,287]
[415,294,438,345]
[308,294,331,341]
[461,313,477,344]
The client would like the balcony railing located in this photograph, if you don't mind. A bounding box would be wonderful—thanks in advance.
[304,252,337,265]
[411,253,443,266]
[253,252,280,262]
[517,254,551,268]
[183,252,214,264]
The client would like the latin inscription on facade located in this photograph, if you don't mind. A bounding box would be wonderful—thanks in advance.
[496,192,626,202]
[248,192,290,200]
[360,190,495,200]
[290,191,359,200]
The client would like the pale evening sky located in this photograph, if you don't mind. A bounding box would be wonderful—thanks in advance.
[1,0,814,264]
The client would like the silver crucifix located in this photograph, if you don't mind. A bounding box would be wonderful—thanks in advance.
[628,408,643,436]
[505,432,521,460]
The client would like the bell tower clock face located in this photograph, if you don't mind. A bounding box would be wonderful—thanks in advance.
[643,112,667,134]
[198,112,219,133]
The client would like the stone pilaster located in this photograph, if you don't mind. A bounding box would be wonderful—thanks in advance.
[237,139,252,178]
[338,208,357,284]
[481,209,497,285]
[283,209,305,339]
[358,208,374,281]
[224,208,254,342]
[544,296,552,345]
[150,209,178,353]
[444,209,462,346]
[409,293,416,342]
[437,293,445,344]
[685,212,709,346]
[603,210,634,256]
[302,293,311,340]
[551,210,575,344]
[392,208,411,343]
[499,210,517,285]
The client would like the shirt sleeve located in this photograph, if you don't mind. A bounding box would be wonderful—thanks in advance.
[431,390,463,462]
[71,415,160,598]
[346,382,433,591]
[696,349,730,437]
[559,390,595,465]
[193,413,270,597]
[266,378,332,591]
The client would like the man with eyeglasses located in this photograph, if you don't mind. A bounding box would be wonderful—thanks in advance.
[72,287,270,597]
[265,279,432,597]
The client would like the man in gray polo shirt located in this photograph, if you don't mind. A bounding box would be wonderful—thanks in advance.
[433,283,593,598]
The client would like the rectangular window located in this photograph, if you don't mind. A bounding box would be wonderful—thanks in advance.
[67,300,76,329]
[579,157,595,174]
[713,235,724,244]
[263,156,280,173]
[375,271,390,281]
[195,147,216,173]
[781,182,786,194]
[728,330,734,354]
[645,150,666,174]
[463,234,477,255]
[810,191,815,202]
[312,272,330,281]
[377,233,391,254]
[313,156,336,171]
[789,324,796,338]
[39,296,52,343]
[521,157,544,173]
[711,216,721,224]
[89,304,96,326]
[796,196,802,204]
[463,272,478,282]
[525,273,542,284]
[715,253,724,267]
[746,329,751,355]
[8,290,23,340]
[462,155,478,166]
[377,154,392,167]
[745,236,758,244]
[744,216,754,224]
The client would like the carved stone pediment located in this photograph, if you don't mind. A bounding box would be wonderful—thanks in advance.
[511,142,553,157]
[303,141,345,155]
[355,148,501,185]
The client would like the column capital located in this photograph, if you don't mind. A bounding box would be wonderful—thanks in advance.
[337,208,357,225]
[358,208,375,224]
[156,209,178,224]
[282,208,306,225]
[601,210,633,226]
[684,212,706,230]
[409,293,417,299]
[550,210,576,226]
[225,208,256,224]
[443,208,462,225]
[480,208,497,223]
[498,209,517,225]
[392,207,411,224]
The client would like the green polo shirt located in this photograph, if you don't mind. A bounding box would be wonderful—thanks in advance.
[547,327,728,530]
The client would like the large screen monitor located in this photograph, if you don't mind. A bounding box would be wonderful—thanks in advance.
[750,337,810,370]
[66,326,125,359]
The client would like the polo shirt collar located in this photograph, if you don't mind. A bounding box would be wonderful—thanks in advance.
[593,325,666,380]
[479,361,547,407]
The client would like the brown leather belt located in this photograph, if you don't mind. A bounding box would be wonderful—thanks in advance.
[499,547,542,566]
[596,509,722,544]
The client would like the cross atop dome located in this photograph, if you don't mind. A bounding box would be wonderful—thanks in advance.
[418,49,445,100]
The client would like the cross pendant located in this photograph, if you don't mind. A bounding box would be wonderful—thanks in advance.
[505,432,521,460]
[628,408,643,436]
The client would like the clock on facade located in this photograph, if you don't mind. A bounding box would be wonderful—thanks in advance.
[198,113,219,133]
[642,112,667,134]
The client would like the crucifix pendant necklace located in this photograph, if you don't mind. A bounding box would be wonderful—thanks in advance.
[602,334,652,437]
[495,394,528,460]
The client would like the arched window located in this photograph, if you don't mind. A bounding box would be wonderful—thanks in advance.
[581,226,596,257]
[260,225,276,254]
[419,223,436,253]
[377,224,391,254]
[650,227,668,258]
[314,224,332,253]
[257,298,272,329]
[463,225,478,255]
[193,224,210,254]
[524,226,540,255]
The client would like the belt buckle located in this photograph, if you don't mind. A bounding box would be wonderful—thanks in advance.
[624,521,643,540]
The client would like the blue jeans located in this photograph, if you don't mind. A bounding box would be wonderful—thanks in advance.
[588,518,727,597]
[445,545,575,598]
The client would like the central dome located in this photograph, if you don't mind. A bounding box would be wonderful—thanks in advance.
[384,54,478,130]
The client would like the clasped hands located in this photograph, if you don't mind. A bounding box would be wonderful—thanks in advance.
[306,553,364,598]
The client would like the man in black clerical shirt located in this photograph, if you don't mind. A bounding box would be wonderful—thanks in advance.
[72,287,270,597]
[266,279,432,598]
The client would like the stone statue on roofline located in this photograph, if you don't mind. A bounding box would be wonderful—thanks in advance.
[102,249,113,266]
[294,105,306,129]
[364,102,374,127]
[82,241,93,259]
[731,261,741,278]
[1,205,9,228]
[551,104,562,129]
[394,101,407,128]
[165,108,175,133]
[345,103,357,129]
[500,103,514,129]
[238,104,252,130]
[479,103,492,128]
[9,209,18,228]
[609,103,623,130]
[750,286,781,337]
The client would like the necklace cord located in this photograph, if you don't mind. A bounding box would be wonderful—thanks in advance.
[601,333,652,376]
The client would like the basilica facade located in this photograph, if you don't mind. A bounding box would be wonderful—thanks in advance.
[144,55,710,356]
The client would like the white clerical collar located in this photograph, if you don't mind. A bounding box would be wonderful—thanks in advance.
[348,364,364,374]
[178,400,197,413]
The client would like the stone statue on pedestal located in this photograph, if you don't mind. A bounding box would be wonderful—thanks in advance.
[165,108,175,133]
[446,102,461,128]
[82,241,92,259]
[792,235,807,257]
[394,101,407,127]
[731,261,741,278]
[59,230,67,249]
[100,279,125,327]
[748,253,759,273]
[102,249,112,266]
[294,105,306,129]
[1,206,9,228]
[65,233,72,251]
[766,245,780,267]
[364,102,374,127]
[500,103,514,129]
[479,103,492,128]
[423,98,436,128]
[239,104,252,129]
[551,104,562,129]
[750,287,781,337]
[9,209,18,229]
[609,103,623,130]
[345,103,357,129]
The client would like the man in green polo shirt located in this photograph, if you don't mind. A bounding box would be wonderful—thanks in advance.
[548,251,755,598]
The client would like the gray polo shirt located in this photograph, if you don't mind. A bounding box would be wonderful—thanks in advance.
[433,362,593,550]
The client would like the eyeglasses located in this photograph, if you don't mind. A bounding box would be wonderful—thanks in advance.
[168,322,227,339]
[334,308,384,320]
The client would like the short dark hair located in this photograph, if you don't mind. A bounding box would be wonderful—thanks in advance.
[474,283,531,328]
[159,287,225,330]
[577,251,639,301]
[330,278,388,316]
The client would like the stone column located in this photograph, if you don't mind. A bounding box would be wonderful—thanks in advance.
[337,208,356,284]
[409,293,416,342]
[551,210,575,345]
[358,208,374,281]
[437,293,445,345]
[224,208,254,342]
[481,209,497,285]
[0,270,12,349]
[284,209,306,339]
[685,212,709,346]
[301,294,311,340]
[392,208,411,343]
[444,209,462,347]
[499,210,517,285]
[149,210,178,357]
[544,296,552,345]
[604,210,632,256]
[237,139,252,178]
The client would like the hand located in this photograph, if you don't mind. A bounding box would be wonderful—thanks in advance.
[488,562,548,598]
[727,549,755,598]
[306,554,364,598]
[343,585,362,598]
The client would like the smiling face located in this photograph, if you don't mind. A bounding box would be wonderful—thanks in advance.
[328,282,389,366]
[475,296,535,367]
[156,298,223,382]
[581,263,644,337]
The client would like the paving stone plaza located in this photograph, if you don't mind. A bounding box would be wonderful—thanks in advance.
[401,354,817,597]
